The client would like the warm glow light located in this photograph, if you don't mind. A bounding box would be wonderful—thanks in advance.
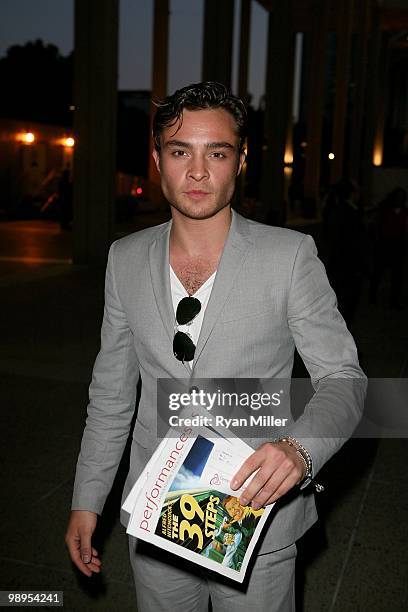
[284,148,293,165]
[373,145,383,166]
[136,187,143,195]
[64,137,75,148]
[23,132,35,144]
[284,166,293,177]
[328,152,335,160]
[300,141,307,148]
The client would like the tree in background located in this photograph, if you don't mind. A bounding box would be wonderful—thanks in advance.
[0,39,73,126]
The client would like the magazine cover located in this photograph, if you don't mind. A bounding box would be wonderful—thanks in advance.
[124,431,273,582]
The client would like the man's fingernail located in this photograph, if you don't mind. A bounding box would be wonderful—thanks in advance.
[240,497,248,505]
[82,555,90,563]
[252,502,260,510]
[231,479,238,489]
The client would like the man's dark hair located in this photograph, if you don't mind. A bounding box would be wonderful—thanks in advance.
[152,81,247,153]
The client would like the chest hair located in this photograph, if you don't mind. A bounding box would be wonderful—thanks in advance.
[171,256,218,296]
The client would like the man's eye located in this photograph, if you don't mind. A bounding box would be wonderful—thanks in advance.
[172,150,187,157]
[211,152,226,159]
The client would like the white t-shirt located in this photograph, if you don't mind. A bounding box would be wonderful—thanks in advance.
[170,264,216,368]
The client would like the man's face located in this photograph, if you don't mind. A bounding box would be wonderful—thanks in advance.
[224,497,245,521]
[152,108,245,220]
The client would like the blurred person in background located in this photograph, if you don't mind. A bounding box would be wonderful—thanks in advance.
[58,166,73,231]
[323,179,369,328]
[369,187,407,309]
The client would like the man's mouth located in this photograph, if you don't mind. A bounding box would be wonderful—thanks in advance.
[185,190,211,198]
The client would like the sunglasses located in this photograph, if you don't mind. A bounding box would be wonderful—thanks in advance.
[173,296,201,362]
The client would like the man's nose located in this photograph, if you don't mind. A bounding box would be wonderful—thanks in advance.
[188,156,209,181]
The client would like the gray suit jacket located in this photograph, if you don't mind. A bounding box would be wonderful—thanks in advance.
[72,209,366,553]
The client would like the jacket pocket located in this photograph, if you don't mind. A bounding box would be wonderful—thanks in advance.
[132,418,152,448]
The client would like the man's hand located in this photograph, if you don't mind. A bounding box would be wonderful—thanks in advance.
[65,510,101,577]
[230,442,306,509]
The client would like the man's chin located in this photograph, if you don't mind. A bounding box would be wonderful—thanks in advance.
[170,202,230,221]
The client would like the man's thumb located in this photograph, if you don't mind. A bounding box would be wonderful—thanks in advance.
[80,541,92,564]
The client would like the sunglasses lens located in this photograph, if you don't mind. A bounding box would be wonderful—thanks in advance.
[173,331,196,362]
[176,296,201,325]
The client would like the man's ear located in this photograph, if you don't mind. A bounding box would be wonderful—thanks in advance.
[236,150,247,176]
[152,149,161,174]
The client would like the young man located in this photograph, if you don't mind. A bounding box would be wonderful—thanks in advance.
[66,82,365,611]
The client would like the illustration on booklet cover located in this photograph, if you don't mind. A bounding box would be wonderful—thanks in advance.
[154,436,264,572]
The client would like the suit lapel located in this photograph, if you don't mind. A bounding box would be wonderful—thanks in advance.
[149,221,173,343]
[191,210,253,372]
[148,220,191,375]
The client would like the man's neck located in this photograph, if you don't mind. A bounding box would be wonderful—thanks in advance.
[169,206,232,259]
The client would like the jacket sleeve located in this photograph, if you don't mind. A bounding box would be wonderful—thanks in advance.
[71,241,140,514]
[286,234,367,476]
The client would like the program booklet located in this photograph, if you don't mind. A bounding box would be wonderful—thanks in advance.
[122,409,274,582]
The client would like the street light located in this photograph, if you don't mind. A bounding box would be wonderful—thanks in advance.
[23,132,35,144]
[373,144,383,166]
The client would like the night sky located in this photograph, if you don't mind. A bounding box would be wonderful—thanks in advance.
[0,0,268,105]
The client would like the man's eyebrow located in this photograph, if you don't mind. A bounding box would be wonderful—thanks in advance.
[165,140,235,149]
[165,140,191,148]
[207,142,235,149]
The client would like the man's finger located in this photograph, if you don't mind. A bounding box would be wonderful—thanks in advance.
[80,546,92,564]
[237,467,273,505]
[71,549,101,575]
[230,450,264,490]
[262,473,301,506]
[250,463,296,508]
[91,548,101,567]
[66,532,100,576]
[65,511,99,578]
[85,558,101,573]
[66,539,94,577]
[78,529,94,564]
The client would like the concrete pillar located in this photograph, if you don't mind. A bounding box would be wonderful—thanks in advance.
[260,0,294,225]
[330,0,355,183]
[303,0,330,213]
[72,0,118,265]
[372,38,390,169]
[235,0,251,212]
[350,0,371,183]
[361,8,384,205]
[202,0,235,88]
[148,0,169,207]
[237,0,251,103]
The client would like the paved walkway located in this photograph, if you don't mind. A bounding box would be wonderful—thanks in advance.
[0,217,407,611]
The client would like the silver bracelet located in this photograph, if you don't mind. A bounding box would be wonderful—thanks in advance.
[277,436,325,493]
